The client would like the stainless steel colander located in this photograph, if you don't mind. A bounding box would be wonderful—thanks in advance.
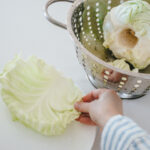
[44,0,150,99]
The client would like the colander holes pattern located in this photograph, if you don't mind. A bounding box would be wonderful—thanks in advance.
[85,6,93,44]
[103,71,109,83]
[90,63,99,79]
[134,84,140,88]
[120,81,125,85]
[79,17,82,22]
[95,2,103,39]
[79,11,82,16]
[121,77,127,81]
[104,70,110,75]
[107,0,112,11]
[137,80,142,84]
[104,75,109,80]
[118,85,123,88]
[117,76,128,90]
[69,1,150,98]
[72,4,84,41]
[131,80,143,91]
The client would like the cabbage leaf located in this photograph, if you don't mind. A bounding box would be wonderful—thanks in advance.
[0,56,82,136]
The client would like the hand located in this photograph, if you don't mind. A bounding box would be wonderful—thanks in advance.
[74,89,123,128]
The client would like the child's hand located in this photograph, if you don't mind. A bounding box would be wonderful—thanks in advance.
[74,89,123,128]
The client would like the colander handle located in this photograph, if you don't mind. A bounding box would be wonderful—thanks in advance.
[44,0,74,30]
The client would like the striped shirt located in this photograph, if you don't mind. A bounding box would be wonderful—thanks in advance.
[101,115,150,150]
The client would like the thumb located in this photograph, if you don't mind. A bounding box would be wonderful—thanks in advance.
[74,102,90,113]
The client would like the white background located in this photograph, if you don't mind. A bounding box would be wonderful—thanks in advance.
[0,0,150,150]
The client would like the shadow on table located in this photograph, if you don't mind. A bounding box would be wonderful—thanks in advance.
[91,127,101,150]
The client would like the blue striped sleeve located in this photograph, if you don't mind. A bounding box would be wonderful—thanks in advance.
[101,115,150,150]
[128,136,150,150]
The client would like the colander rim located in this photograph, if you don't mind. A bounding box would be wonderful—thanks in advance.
[67,0,150,80]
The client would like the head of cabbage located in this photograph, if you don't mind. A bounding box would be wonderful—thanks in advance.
[0,56,82,136]
[103,0,150,69]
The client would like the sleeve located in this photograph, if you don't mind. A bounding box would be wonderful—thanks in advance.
[101,115,150,150]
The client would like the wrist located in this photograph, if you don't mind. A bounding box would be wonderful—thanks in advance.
[97,113,123,128]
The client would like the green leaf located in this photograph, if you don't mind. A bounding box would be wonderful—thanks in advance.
[0,56,82,136]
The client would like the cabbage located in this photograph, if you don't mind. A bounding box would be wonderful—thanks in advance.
[108,59,130,71]
[103,0,150,69]
[108,59,139,72]
[110,0,150,37]
[0,56,82,136]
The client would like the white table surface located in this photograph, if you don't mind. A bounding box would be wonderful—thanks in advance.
[0,0,150,150]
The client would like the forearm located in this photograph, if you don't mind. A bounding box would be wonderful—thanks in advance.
[101,115,150,150]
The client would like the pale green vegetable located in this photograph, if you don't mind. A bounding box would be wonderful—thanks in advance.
[108,59,138,72]
[110,0,150,37]
[108,59,130,71]
[0,56,82,136]
[103,0,150,69]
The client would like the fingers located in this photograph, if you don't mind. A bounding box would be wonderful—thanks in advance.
[82,89,107,102]
[76,113,90,118]
[76,115,96,126]
[74,102,90,113]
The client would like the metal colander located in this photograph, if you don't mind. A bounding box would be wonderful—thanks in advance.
[44,0,150,99]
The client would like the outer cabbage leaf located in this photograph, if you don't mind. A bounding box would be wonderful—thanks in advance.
[110,0,150,37]
[0,56,82,136]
